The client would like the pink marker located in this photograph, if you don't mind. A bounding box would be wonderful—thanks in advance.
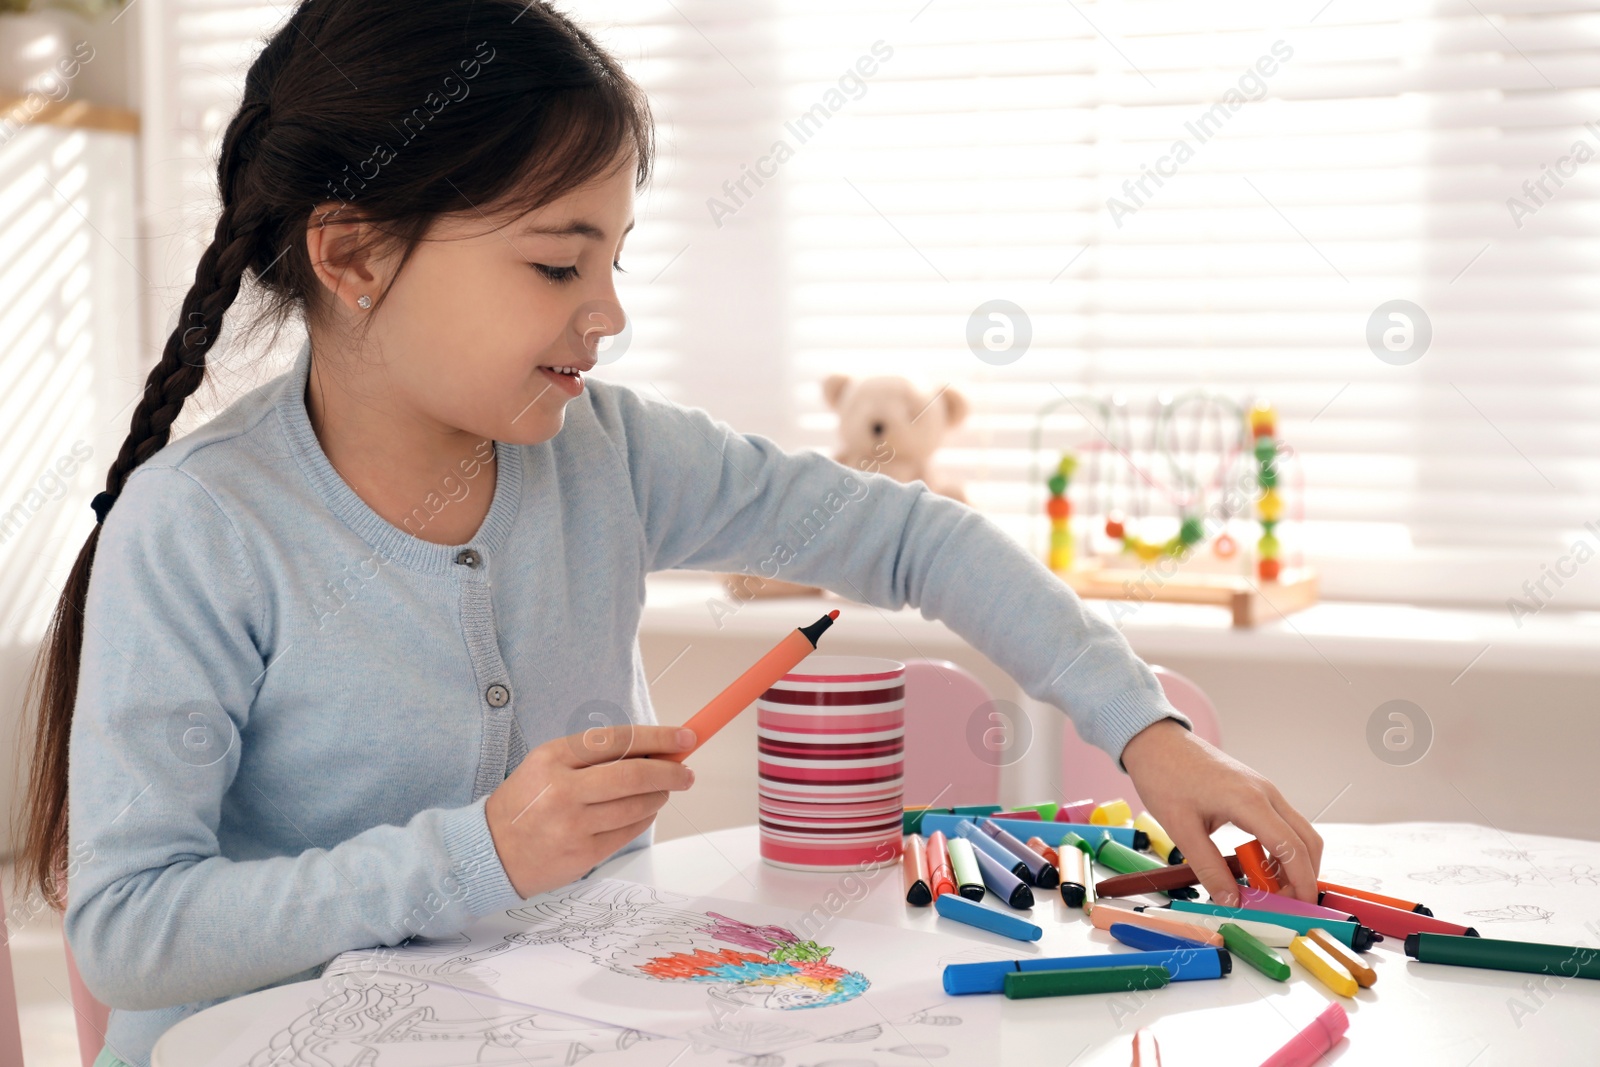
[1260,1002,1348,1067]
[1056,798,1096,823]
[1238,885,1358,924]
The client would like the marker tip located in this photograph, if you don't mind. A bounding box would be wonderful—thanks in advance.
[828,609,839,619]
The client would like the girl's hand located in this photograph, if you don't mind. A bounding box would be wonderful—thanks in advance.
[485,724,697,899]
[1119,718,1324,906]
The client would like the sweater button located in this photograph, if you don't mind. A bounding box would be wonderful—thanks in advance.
[486,684,510,707]
[455,548,481,568]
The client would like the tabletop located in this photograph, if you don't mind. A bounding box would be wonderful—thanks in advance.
[153,820,1600,1067]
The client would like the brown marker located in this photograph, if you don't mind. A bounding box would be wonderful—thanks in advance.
[1307,927,1377,987]
[1095,854,1244,897]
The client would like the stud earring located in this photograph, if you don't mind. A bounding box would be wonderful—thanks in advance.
[356,294,372,309]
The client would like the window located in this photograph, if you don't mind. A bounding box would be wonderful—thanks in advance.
[146,1,1600,609]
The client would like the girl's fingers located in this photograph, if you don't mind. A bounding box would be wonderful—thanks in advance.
[1234,804,1317,903]
[1272,795,1324,877]
[593,813,660,856]
[574,752,694,804]
[558,724,696,768]
[584,789,672,835]
[1161,809,1243,907]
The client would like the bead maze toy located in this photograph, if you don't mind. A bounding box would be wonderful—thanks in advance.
[1028,391,1318,627]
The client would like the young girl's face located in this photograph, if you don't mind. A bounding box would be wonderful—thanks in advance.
[324,147,637,448]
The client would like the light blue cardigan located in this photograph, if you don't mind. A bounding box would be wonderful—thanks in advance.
[65,337,1187,1065]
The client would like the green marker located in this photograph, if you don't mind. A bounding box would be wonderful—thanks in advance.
[1002,964,1171,999]
[1170,900,1379,952]
[1220,922,1291,981]
[1059,831,1094,857]
[1406,932,1600,979]
[1095,832,1165,875]
[946,836,986,901]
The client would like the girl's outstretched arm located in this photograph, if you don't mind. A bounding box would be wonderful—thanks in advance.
[589,381,1321,904]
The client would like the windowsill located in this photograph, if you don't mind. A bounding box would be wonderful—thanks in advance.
[642,570,1600,675]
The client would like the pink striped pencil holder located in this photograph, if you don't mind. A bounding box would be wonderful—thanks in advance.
[757,655,906,872]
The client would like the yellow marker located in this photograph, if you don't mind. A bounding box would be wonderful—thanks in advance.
[1090,798,1132,827]
[1308,928,1377,988]
[1133,811,1180,863]
[1290,934,1359,997]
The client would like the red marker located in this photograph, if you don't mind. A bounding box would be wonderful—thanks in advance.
[658,610,838,763]
[1319,891,1478,940]
[1318,881,1433,916]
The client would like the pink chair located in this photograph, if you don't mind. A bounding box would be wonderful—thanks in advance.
[1,882,27,1067]
[1059,664,1222,813]
[1,871,113,1067]
[900,659,1002,808]
[64,926,111,1067]
[54,866,113,1067]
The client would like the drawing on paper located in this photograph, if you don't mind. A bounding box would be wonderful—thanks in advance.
[240,975,656,1067]
[1465,904,1555,924]
[503,880,870,1010]
[1409,864,1600,888]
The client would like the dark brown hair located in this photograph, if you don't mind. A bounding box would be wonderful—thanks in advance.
[12,0,654,910]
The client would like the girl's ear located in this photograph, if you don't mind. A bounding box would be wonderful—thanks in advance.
[823,374,851,410]
[941,385,969,430]
[305,201,389,314]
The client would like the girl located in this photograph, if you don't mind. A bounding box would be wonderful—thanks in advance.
[14,3,1321,1065]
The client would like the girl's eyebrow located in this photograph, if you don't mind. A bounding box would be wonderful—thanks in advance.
[520,218,636,240]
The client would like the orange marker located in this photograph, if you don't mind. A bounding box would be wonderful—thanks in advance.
[926,830,957,899]
[1235,839,1283,894]
[1132,1027,1162,1066]
[1026,836,1060,868]
[1089,901,1225,948]
[658,610,838,762]
[1318,881,1433,916]
[1307,928,1377,988]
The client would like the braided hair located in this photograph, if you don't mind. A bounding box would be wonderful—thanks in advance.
[15,0,655,910]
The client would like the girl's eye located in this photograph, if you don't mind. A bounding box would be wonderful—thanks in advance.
[532,261,627,283]
[534,263,579,283]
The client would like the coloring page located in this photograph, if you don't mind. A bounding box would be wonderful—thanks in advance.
[322,878,999,1056]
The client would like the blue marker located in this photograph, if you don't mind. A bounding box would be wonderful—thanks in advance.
[955,820,1034,884]
[918,812,1141,850]
[1108,921,1215,953]
[979,819,1060,889]
[971,841,1035,908]
[943,946,1231,994]
[934,892,1043,943]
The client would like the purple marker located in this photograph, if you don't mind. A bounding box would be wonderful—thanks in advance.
[979,819,1060,889]
[1238,885,1358,924]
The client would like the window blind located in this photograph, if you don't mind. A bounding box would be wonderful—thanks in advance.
[147,0,1600,610]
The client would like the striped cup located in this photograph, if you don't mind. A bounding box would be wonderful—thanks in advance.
[756,655,906,871]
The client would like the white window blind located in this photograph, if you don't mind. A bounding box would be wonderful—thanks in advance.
[147,0,1600,610]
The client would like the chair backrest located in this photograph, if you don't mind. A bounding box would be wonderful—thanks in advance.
[1058,664,1222,814]
[64,923,111,1067]
[46,868,112,1067]
[900,659,1002,808]
[0,881,28,1067]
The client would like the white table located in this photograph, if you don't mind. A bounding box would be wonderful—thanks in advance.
[154,821,1600,1066]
